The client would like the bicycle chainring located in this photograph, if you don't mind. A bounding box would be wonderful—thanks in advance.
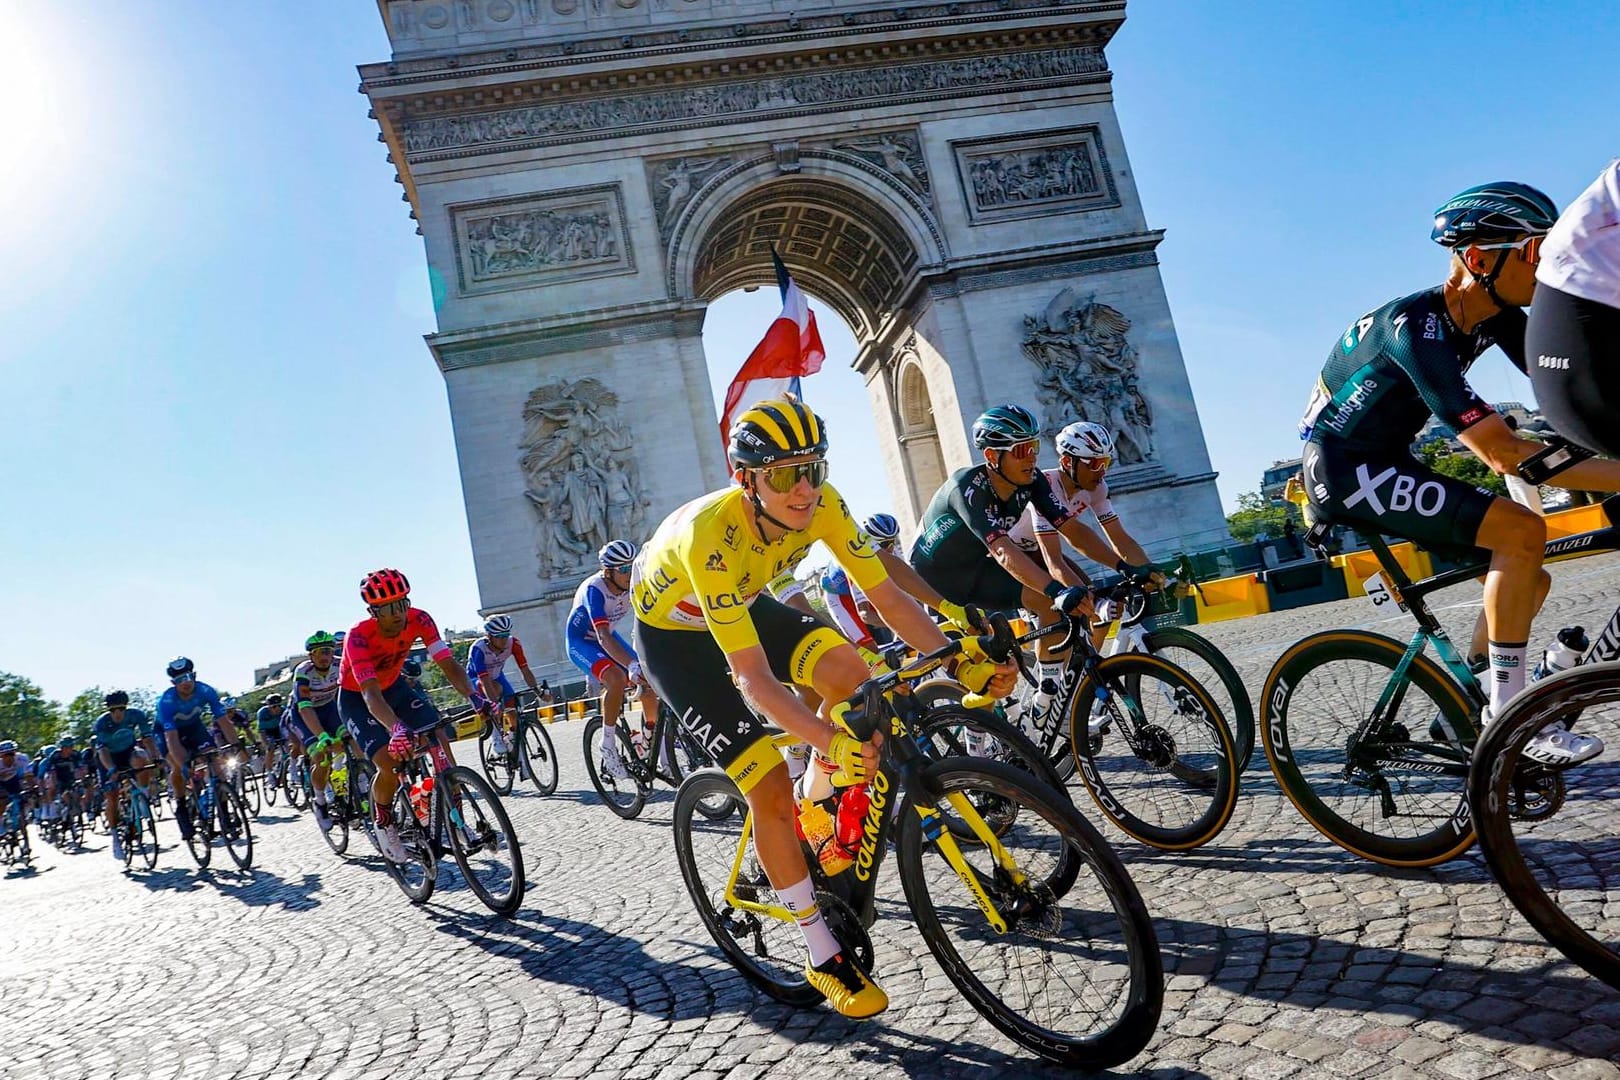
[817,889,875,974]
[1507,766,1565,822]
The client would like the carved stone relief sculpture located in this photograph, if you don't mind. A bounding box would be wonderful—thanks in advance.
[831,130,930,199]
[953,126,1118,225]
[647,155,735,241]
[1021,288,1154,464]
[519,379,649,577]
[452,185,633,294]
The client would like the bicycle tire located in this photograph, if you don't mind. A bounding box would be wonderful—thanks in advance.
[386,785,437,904]
[671,769,821,1006]
[673,726,735,820]
[67,798,85,847]
[1470,662,1620,990]
[1261,629,1477,867]
[184,795,213,869]
[1143,627,1256,774]
[320,796,351,856]
[265,761,281,806]
[440,765,526,917]
[240,768,262,816]
[583,716,647,819]
[1069,653,1239,850]
[218,783,254,870]
[132,794,158,869]
[479,722,517,796]
[518,718,560,796]
[897,758,1163,1068]
[917,703,1068,793]
[288,762,311,811]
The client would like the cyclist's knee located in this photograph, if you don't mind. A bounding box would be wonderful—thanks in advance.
[744,762,793,816]
[600,667,627,694]
[1479,499,1547,563]
[809,642,868,704]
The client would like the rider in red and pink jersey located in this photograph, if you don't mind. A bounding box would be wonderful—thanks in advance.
[336,568,480,862]
[340,607,452,692]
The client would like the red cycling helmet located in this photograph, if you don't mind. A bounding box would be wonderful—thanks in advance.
[360,568,411,606]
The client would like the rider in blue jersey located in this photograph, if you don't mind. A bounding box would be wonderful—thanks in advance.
[155,656,238,839]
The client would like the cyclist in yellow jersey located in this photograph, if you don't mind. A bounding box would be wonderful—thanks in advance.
[633,398,1015,1019]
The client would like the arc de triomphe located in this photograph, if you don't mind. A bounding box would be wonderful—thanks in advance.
[360,0,1230,672]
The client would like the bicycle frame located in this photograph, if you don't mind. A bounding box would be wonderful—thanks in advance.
[1347,509,1620,776]
[720,675,1032,937]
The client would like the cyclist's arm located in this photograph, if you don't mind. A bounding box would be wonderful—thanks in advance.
[1035,528,1086,588]
[1053,515,1121,568]
[1458,414,1620,491]
[436,654,477,700]
[510,640,541,693]
[596,628,638,671]
[872,547,945,610]
[862,578,951,655]
[987,534,1065,594]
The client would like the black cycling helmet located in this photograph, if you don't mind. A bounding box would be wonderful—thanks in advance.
[1432,182,1557,248]
[265,693,284,707]
[972,404,1041,450]
[166,656,196,680]
[104,690,130,708]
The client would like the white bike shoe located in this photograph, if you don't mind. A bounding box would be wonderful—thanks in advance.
[378,823,407,862]
[1524,722,1604,767]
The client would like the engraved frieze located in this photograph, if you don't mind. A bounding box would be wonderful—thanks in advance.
[452,185,634,294]
[831,131,930,199]
[401,47,1107,156]
[953,126,1118,225]
[647,155,736,241]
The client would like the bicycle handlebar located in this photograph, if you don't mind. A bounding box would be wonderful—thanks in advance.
[837,613,1020,740]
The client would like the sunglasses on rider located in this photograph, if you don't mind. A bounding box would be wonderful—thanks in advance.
[171,673,194,685]
[369,598,411,619]
[1474,235,1543,263]
[757,459,830,494]
[1075,454,1112,471]
[999,440,1040,461]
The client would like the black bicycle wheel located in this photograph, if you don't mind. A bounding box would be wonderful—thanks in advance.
[1261,630,1477,867]
[440,765,526,916]
[1069,653,1238,850]
[319,766,352,855]
[917,704,1068,793]
[518,719,559,796]
[218,784,254,870]
[287,762,311,811]
[386,785,437,904]
[669,726,735,820]
[897,758,1162,1068]
[265,760,281,806]
[66,797,85,847]
[478,721,516,796]
[671,769,821,1006]
[184,794,213,869]
[583,716,647,819]
[133,795,159,870]
[239,766,262,816]
[1470,662,1620,990]
[1143,627,1256,774]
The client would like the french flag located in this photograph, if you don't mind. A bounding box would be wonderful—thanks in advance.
[719,247,826,441]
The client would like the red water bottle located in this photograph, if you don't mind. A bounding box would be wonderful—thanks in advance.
[835,783,872,859]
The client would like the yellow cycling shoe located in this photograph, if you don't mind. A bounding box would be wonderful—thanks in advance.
[806,953,889,1019]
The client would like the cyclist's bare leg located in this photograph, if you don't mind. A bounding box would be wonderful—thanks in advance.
[1473,499,1549,710]
[371,746,403,816]
[1468,568,1552,664]
[599,665,628,736]
[636,684,660,743]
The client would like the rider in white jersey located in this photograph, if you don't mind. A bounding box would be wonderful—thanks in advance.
[567,541,660,778]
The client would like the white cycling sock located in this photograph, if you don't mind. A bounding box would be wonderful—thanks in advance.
[601,726,618,754]
[778,876,840,966]
[1488,640,1528,716]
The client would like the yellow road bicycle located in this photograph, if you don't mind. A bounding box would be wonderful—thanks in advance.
[670,617,1163,1069]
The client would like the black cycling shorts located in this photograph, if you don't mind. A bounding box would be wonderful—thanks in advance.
[1527,284,1620,460]
[1302,441,1495,553]
[632,594,846,797]
[911,554,1025,613]
[338,681,442,760]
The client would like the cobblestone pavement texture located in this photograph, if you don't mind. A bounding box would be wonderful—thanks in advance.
[6,555,1620,1079]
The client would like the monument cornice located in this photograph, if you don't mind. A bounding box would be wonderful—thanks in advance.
[360,1,1124,90]
[382,42,1110,166]
[427,298,697,371]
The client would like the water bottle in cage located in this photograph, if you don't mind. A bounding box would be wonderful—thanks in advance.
[1533,626,1589,682]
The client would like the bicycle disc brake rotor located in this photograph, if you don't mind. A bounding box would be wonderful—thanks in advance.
[1130,724,1177,770]
[993,867,1063,939]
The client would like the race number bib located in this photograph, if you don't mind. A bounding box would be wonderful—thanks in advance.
[1362,571,1407,613]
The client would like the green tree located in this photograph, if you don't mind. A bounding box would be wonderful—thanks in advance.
[1226,491,1299,544]
[64,687,106,742]
[0,671,64,749]
[1419,439,1507,497]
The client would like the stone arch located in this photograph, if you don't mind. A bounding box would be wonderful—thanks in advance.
[895,355,947,520]
[668,154,947,342]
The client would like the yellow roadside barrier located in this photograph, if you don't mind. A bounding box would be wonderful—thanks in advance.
[1332,543,1432,598]
[1192,573,1271,624]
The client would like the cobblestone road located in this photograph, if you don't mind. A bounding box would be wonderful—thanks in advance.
[5,555,1620,1079]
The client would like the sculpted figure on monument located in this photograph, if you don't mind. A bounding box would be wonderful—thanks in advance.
[652,157,728,237]
[1021,288,1155,464]
[836,132,929,197]
[519,380,647,577]
[969,144,1098,211]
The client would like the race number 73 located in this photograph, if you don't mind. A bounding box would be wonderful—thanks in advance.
[1362,571,1407,613]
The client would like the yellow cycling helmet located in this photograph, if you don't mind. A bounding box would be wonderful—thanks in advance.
[728,398,828,469]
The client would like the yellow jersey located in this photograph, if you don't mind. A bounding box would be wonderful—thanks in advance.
[633,482,887,653]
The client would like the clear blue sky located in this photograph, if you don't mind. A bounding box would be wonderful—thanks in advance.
[2,2,1615,707]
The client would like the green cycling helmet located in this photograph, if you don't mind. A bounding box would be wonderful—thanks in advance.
[971,404,1041,450]
[1432,182,1557,248]
[305,630,338,652]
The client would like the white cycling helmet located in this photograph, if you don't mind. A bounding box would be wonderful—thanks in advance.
[599,539,639,570]
[1056,421,1114,461]
[483,613,513,636]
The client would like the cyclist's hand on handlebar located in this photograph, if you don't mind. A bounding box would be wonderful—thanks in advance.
[956,657,1017,699]
[825,728,878,787]
[1053,584,1092,616]
[934,599,985,635]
